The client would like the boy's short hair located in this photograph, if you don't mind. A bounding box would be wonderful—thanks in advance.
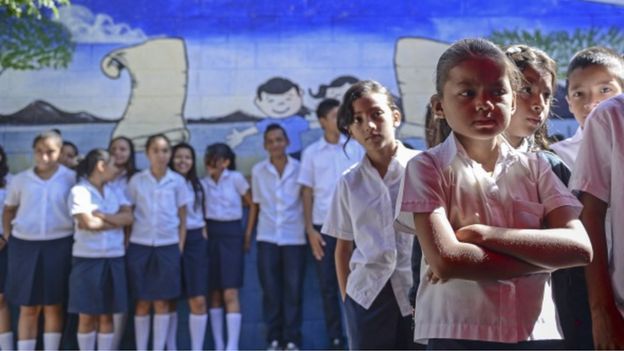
[264,123,289,142]
[566,47,624,91]
[316,98,340,119]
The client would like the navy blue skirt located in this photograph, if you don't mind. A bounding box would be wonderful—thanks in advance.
[68,257,128,314]
[207,220,245,290]
[5,236,73,306]
[182,228,209,297]
[126,243,181,301]
[0,244,7,294]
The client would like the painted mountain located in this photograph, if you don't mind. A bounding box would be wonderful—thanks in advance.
[0,100,116,124]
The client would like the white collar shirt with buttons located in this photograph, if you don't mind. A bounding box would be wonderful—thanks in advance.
[202,170,249,221]
[0,173,14,235]
[252,156,305,246]
[550,126,583,169]
[4,165,75,240]
[69,180,129,258]
[297,135,364,225]
[322,142,419,316]
[395,133,582,343]
[185,180,206,230]
[127,169,189,246]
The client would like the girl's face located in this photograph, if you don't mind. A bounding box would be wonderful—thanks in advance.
[507,67,553,140]
[146,138,171,170]
[59,145,78,168]
[206,157,230,177]
[110,138,131,167]
[347,93,400,152]
[172,147,193,176]
[34,138,61,172]
[433,57,515,145]
[263,129,289,158]
[100,158,120,182]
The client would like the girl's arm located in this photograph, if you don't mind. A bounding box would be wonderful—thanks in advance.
[455,205,592,270]
[92,206,133,228]
[244,201,258,252]
[2,206,17,242]
[178,205,187,252]
[335,238,353,301]
[74,212,115,231]
[414,211,547,281]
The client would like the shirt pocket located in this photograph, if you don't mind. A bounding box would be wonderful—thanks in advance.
[512,199,544,229]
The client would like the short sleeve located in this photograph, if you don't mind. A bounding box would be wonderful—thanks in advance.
[320,177,354,241]
[297,147,314,187]
[69,186,94,215]
[534,156,582,217]
[127,176,138,206]
[251,167,261,204]
[569,113,612,203]
[4,175,21,207]
[394,153,446,234]
[233,172,250,196]
[176,179,191,208]
[114,186,131,207]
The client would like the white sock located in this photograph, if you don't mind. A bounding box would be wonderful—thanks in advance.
[166,312,177,350]
[97,333,114,351]
[112,313,126,349]
[152,314,171,351]
[43,332,62,351]
[134,315,150,351]
[77,331,96,351]
[225,313,241,351]
[209,308,224,350]
[189,314,207,351]
[17,339,36,351]
[0,332,14,351]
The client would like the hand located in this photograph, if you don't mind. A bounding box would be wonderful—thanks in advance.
[244,233,252,253]
[425,267,447,284]
[0,237,6,251]
[179,241,185,253]
[202,227,208,240]
[591,305,624,349]
[456,224,488,244]
[92,210,106,220]
[307,228,326,261]
[226,128,245,148]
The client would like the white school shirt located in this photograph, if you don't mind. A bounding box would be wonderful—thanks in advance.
[322,142,419,316]
[0,174,13,235]
[108,172,131,200]
[569,94,624,316]
[69,180,129,258]
[550,126,583,169]
[202,170,249,221]
[251,156,305,246]
[297,135,364,225]
[4,165,75,241]
[185,180,206,230]
[128,169,189,246]
[394,133,582,343]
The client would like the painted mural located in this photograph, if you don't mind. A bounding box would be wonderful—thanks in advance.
[1,0,624,174]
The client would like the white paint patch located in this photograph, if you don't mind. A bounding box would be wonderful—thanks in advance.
[56,5,147,43]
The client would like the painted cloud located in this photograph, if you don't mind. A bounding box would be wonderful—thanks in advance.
[56,5,147,43]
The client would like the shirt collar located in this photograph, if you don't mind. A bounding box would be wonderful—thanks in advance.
[570,126,583,143]
[435,132,520,171]
[28,164,68,183]
[262,156,297,178]
[360,141,412,181]
[145,168,175,185]
[318,134,347,150]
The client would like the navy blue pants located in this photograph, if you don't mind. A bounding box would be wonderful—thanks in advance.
[427,338,565,350]
[344,283,414,350]
[256,242,306,346]
[313,225,344,341]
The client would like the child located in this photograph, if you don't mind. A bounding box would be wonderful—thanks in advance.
[126,134,188,350]
[394,38,593,349]
[569,93,624,349]
[60,141,80,170]
[68,148,133,350]
[0,146,13,351]
[169,143,209,351]
[107,135,138,348]
[551,47,624,168]
[297,98,363,348]
[247,124,306,351]
[322,80,418,350]
[2,131,75,351]
[202,143,253,351]
[504,44,593,349]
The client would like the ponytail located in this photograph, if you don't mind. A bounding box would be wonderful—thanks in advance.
[76,148,111,182]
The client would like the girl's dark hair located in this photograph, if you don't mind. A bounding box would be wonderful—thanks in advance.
[435,38,522,96]
[75,148,111,182]
[32,130,63,149]
[309,75,359,99]
[505,45,558,151]
[424,104,451,148]
[108,136,138,180]
[145,134,171,152]
[264,123,289,142]
[337,80,399,145]
[62,141,79,155]
[205,143,236,171]
[170,143,205,214]
[0,146,8,188]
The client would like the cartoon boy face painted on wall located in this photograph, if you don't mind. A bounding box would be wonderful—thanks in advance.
[254,81,304,118]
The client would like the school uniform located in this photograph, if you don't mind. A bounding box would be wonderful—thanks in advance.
[551,126,583,169]
[67,180,129,314]
[202,169,249,290]
[252,157,306,347]
[570,94,624,318]
[322,142,419,350]
[297,135,362,343]
[395,133,581,348]
[3,165,75,306]
[0,174,13,294]
[182,180,209,297]
[108,172,131,200]
[126,169,189,301]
